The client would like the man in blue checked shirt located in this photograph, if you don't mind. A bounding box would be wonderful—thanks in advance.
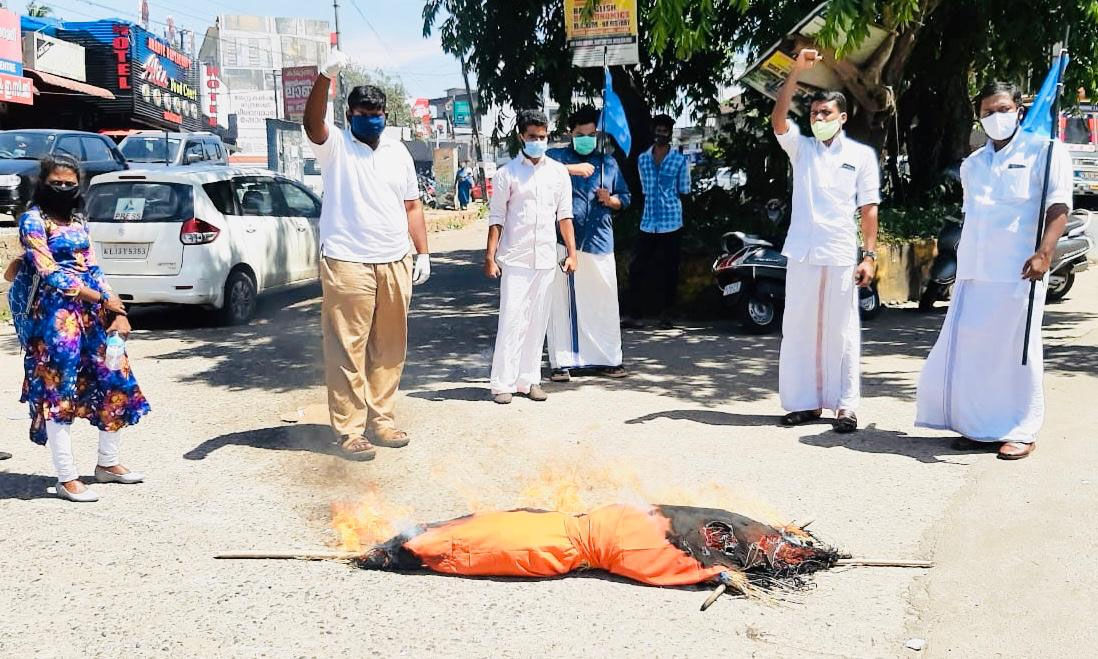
[622,114,691,329]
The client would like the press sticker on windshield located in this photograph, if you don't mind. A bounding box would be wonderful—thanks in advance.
[113,198,146,221]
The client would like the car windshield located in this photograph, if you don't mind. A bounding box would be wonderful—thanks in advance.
[85,182,194,222]
[120,136,183,163]
[1063,115,1094,145]
[0,132,52,159]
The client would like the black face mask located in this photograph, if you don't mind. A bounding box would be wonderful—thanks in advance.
[654,134,672,146]
[38,183,81,217]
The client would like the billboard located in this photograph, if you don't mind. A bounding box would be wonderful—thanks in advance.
[281,65,316,123]
[233,89,277,154]
[0,72,32,105]
[0,8,23,76]
[133,28,201,126]
[563,0,639,67]
[453,99,472,127]
[23,32,86,82]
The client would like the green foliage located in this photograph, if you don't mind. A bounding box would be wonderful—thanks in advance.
[341,63,414,129]
[26,2,53,18]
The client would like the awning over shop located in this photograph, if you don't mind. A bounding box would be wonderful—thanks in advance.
[26,68,115,100]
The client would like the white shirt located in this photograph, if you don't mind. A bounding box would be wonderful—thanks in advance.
[489,154,573,270]
[775,123,881,266]
[309,127,419,263]
[957,131,1073,283]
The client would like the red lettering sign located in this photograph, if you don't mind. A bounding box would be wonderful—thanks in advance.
[112,25,131,91]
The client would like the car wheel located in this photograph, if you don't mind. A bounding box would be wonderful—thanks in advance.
[219,270,257,325]
[738,294,780,334]
[1046,270,1075,303]
[859,285,884,320]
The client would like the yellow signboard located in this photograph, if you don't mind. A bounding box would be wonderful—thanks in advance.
[563,0,639,67]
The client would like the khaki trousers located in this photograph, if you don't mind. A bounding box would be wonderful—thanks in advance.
[321,255,412,440]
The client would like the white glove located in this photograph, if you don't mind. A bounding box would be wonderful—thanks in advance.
[412,253,431,285]
[323,49,349,79]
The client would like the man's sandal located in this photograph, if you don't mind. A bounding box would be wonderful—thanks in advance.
[340,436,377,461]
[371,428,410,449]
[998,441,1036,460]
[780,409,822,427]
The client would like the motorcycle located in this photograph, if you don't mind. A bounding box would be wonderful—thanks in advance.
[712,200,884,334]
[418,174,439,209]
[919,209,1093,309]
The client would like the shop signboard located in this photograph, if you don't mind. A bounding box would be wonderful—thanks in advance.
[281,65,316,123]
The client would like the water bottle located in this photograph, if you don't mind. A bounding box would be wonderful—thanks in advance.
[105,333,126,371]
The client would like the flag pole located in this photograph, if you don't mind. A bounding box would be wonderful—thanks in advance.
[1022,29,1069,365]
[599,46,608,191]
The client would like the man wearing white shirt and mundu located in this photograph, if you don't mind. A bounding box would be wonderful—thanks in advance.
[770,49,881,433]
[304,50,431,461]
[485,109,578,404]
[916,81,1072,461]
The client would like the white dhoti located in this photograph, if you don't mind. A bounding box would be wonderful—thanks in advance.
[547,246,623,370]
[779,260,861,413]
[916,279,1045,443]
[490,265,556,394]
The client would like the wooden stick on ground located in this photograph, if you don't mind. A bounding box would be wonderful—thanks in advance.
[700,583,727,611]
[214,550,362,561]
[834,559,934,568]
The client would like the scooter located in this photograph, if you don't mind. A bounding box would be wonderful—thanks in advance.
[418,174,438,209]
[919,209,1093,309]
[712,199,884,334]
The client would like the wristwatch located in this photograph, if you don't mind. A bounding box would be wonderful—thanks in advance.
[862,249,877,262]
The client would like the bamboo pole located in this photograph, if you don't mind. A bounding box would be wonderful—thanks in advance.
[214,550,361,561]
[833,559,933,568]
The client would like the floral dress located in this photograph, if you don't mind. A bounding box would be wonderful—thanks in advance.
[17,206,150,445]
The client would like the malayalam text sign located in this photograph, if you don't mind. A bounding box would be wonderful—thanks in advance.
[564,0,639,68]
[281,65,317,123]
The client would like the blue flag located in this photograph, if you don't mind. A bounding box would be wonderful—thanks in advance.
[599,67,632,156]
[1021,52,1069,138]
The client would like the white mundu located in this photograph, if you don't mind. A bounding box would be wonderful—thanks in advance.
[488,154,573,394]
[774,123,881,413]
[546,246,623,370]
[916,131,1072,443]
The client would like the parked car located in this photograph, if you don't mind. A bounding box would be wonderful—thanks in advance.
[85,165,322,325]
[303,157,323,196]
[118,131,228,169]
[0,129,128,217]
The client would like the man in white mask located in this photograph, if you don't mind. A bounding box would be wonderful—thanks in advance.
[915,82,1072,460]
[770,49,881,433]
[485,109,578,403]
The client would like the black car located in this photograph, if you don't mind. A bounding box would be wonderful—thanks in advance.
[0,129,129,217]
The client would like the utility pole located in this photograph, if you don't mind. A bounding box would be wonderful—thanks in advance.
[332,0,345,128]
[460,55,488,200]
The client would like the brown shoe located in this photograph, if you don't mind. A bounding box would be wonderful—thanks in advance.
[998,441,1036,460]
[526,385,548,402]
[602,366,628,378]
[493,393,513,405]
[834,410,858,434]
[780,409,822,426]
[370,428,410,449]
[339,435,376,461]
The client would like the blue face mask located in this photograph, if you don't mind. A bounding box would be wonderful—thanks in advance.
[350,114,386,142]
[522,138,548,159]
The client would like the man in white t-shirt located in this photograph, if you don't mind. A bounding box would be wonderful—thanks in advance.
[304,50,431,461]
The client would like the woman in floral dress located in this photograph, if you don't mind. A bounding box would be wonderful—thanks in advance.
[15,154,150,502]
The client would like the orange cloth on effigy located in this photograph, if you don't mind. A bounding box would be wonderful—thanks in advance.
[402,504,727,586]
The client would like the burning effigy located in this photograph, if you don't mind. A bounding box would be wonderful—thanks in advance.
[350,503,840,596]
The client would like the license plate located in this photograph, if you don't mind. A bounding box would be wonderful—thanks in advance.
[722,281,742,296]
[100,243,150,259]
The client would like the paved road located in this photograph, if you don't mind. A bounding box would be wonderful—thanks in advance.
[1,221,1095,657]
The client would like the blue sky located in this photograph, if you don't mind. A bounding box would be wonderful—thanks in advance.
[38,0,466,98]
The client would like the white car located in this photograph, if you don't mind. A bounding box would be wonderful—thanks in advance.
[86,165,322,325]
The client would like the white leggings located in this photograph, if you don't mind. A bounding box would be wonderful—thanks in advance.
[45,420,121,483]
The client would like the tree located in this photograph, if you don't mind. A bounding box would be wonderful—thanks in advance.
[425,0,1098,201]
[26,2,53,17]
[341,62,415,130]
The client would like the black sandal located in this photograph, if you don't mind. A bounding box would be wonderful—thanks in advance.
[834,410,858,434]
[780,410,822,427]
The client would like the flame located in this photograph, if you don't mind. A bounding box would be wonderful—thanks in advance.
[329,485,414,552]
